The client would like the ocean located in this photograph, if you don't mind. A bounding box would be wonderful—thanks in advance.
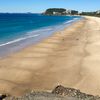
[0,13,81,57]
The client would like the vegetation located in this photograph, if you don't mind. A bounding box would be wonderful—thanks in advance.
[80,11,100,17]
[43,8,67,15]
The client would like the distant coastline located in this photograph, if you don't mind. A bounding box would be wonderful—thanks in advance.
[42,8,100,17]
[0,8,100,17]
[42,8,78,16]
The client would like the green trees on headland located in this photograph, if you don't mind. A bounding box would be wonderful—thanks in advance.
[43,8,78,16]
[43,8,67,15]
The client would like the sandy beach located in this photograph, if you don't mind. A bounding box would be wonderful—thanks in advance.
[0,16,100,96]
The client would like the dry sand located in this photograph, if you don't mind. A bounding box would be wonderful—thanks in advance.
[0,16,100,96]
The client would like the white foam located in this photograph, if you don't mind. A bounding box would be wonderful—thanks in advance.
[64,20,74,24]
[73,18,79,20]
[64,17,80,24]
[0,34,40,47]
[27,28,53,35]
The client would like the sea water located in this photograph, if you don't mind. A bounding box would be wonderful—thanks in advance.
[0,13,81,56]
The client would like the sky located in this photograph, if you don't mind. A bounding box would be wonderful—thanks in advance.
[0,0,100,13]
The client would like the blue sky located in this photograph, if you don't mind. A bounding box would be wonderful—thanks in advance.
[0,0,100,13]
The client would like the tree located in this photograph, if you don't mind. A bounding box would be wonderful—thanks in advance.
[44,8,67,15]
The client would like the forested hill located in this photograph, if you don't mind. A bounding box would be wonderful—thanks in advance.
[43,8,67,15]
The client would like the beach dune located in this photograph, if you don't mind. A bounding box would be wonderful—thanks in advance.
[0,16,100,96]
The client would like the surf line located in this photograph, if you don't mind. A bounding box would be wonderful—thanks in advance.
[0,34,40,47]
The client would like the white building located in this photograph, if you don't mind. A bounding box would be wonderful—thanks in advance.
[96,10,100,14]
[66,10,71,14]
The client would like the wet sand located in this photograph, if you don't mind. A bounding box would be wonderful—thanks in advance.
[0,16,100,96]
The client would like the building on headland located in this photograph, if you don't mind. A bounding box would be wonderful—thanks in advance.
[43,8,78,16]
[66,10,78,15]
[96,10,100,14]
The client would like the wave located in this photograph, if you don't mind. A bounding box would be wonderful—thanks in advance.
[0,34,40,47]
[64,20,74,24]
[27,28,53,35]
[64,17,80,24]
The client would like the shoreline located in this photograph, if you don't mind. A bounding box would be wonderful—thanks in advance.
[1,16,100,96]
[0,17,82,58]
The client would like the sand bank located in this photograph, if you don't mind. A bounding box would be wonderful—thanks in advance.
[0,16,100,96]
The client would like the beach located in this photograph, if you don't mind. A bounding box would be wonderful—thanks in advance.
[0,16,100,96]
